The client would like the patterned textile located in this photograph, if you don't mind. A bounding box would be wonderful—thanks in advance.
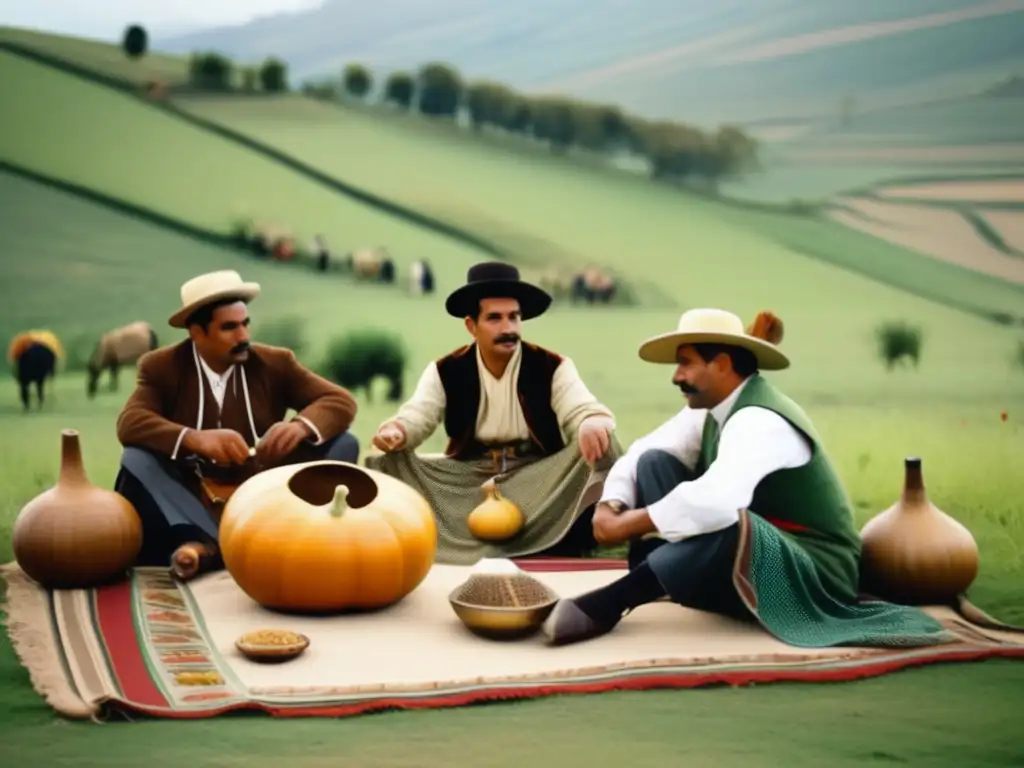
[734,511,968,647]
[3,559,1022,721]
[364,439,623,564]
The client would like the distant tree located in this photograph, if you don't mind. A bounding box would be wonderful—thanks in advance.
[122,24,148,60]
[465,81,509,130]
[302,80,337,100]
[529,97,577,152]
[416,62,463,118]
[188,52,233,91]
[259,57,288,92]
[383,72,414,109]
[343,63,372,99]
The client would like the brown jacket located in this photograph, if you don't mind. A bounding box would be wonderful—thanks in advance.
[116,340,357,458]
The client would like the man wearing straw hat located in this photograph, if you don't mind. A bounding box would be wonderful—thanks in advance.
[543,308,952,648]
[366,261,622,562]
[114,270,360,581]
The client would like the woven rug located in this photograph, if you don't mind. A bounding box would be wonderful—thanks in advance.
[2,558,1023,721]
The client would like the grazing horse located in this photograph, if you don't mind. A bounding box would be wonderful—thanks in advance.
[8,330,63,411]
[87,321,159,398]
[572,266,617,304]
[349,247,396,284]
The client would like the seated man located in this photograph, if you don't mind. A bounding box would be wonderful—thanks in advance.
[543,307,952,648]
[114,270,360,581]
[366,261,621,563]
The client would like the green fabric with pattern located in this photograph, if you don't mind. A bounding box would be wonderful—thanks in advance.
[709,374,955,647]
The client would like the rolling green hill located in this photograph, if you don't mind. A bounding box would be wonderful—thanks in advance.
[170,92,1024,325]
[0,49,489,284]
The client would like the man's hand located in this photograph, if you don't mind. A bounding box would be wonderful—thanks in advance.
[372,421,407,453]
[578,417,611,464]
[184,428,251,465]
[592,501,656,546]
[256,421,310,465]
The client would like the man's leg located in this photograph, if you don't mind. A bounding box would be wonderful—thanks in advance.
[543,449,746,645]
[627,449,698,569]
[114,447,219,567]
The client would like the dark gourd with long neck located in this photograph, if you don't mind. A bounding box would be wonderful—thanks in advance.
[13,429,142,588]
[859,457,979,605]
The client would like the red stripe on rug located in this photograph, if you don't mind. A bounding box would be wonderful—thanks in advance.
[513,558,626,572]
[101,645,1024,720]
[96,579,169,709]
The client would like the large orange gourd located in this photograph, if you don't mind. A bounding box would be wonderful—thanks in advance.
[219,461,437,613]
[859,457,979,605]
[12,429,142,588]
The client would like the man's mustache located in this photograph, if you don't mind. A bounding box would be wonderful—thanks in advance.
[677,381,698,394]
[494,334,520,344]
[230,342,250,354]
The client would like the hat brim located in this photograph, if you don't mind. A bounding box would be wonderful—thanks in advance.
[168,284,261,328]
[638,331,790,370]
[445,279,552,320]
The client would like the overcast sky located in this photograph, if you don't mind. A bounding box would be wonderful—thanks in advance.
[3,0,326,39]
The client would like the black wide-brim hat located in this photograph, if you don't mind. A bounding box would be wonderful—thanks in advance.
[445,261,552,320]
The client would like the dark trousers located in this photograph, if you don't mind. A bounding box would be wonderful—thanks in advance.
[115,431,360,567]
[629,449,750,621]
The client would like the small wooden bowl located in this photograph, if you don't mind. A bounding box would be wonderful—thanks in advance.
[235,630,310,663]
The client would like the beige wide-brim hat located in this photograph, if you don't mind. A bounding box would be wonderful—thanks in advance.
[638,307,790,370]
[168,270,261,328]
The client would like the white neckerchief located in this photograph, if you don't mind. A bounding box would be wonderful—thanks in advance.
[191,343,260,446]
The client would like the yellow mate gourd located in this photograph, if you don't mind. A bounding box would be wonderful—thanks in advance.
[467,479,524,542]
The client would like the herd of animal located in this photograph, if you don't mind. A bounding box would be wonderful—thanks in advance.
[237,225,437,296]
[7,321,159,412]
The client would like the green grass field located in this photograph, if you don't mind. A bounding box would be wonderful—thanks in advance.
[1,30,1024,766]
[0,51,486,280]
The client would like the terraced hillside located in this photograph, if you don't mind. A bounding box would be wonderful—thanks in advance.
[171,93,1024,326]
[0,49,489,287]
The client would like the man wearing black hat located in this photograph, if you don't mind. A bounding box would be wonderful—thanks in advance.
[365,261,622,563]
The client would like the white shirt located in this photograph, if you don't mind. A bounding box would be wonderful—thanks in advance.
[197,356,235,409]
[382,343,615,448]
[599,377,812,541]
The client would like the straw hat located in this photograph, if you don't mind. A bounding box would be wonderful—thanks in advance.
[637,308,789,370]
[168,270,261,328]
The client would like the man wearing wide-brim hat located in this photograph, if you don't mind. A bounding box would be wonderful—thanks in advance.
[113,270,361,581]
[543,307,954,648]
[365,261,623,562]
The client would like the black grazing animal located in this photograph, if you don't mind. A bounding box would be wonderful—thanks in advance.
[15,342,56,411]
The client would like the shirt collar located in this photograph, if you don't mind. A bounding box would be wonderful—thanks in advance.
[196,349,234,384]
[475,341,521,382]
[709,375,752,426]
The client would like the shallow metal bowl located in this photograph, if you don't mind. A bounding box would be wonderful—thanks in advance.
[448,575,560,640]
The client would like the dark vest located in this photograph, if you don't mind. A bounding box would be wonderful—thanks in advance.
[436,342,566,459]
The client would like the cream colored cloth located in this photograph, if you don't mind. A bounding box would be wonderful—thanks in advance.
[382,343,615,448]
[3,561,1022,720]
